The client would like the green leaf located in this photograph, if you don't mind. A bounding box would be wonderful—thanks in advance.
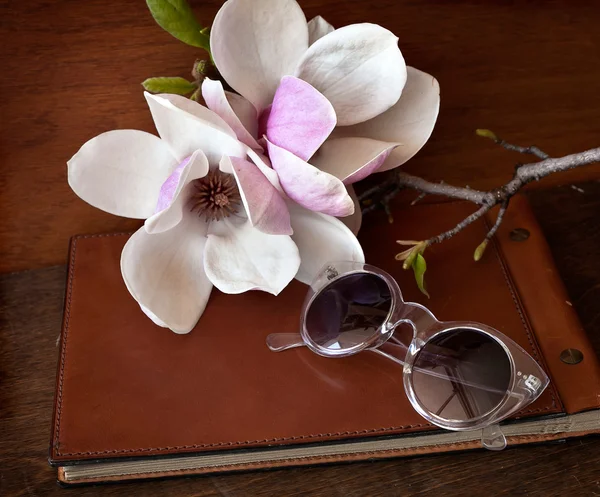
[142,77,197,95]
[412,254,430,298]
[146,0,210,50]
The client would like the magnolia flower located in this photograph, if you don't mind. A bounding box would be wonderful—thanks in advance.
[68,92,363,333]
[207,0,440,224]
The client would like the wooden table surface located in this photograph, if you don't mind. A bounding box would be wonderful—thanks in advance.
[1,0,600,495]
[0,184,599,496]
[1,0,600,272]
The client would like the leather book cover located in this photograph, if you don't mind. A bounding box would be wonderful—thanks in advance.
[49,195,600,484]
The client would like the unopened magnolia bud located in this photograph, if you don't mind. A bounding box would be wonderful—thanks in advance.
[192,59,208,80]
[474,239,489,261]
[476,129,498,142]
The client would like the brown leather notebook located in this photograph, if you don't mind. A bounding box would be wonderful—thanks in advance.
[49,195,600,485]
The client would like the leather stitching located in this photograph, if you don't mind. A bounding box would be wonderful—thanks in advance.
[54,223,559,457]
[485,219,559,410]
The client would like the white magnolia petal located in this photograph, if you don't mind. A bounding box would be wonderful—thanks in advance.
[144,150,209,234]
[226,91,259,140]
[339,185,362,235]
[67,129,177,219]
[211,0,309,112]
[145,92,245,164]
[311,136,399,184]
[204,218,300,295]
[221,156,293,235]
[335,67,440,172]
[307,16,334,45]
[121,215,213,334]
[288,202,364,284]
[295,23,407,126]
[140,305,169,328]
[202,78,261,149]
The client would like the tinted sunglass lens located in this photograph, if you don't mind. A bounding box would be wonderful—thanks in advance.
[411,328,511,422]
[305,273,392,351]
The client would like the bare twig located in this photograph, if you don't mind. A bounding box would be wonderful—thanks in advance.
[361,131,600,265]
[485,199,509,241]
[410,192,427,205]
[394,171,491,205]
[496,140,549,160]
[425,204,492,246]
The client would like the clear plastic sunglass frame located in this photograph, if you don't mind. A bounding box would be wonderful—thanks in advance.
[266,261,550,451]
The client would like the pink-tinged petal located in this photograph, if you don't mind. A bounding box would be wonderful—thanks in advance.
[221,156,292,235]
[202,78,261,149]
[311,137,399,184]
[210,0,309,112]
[308,16,334,45]
[287,202,364,284]
[266,76,336,161]
[226,91,259,140]
[145,150,209,234]
[246,147,283,193]
[144,92,245,164]
[335,67,440,172]
[204,218,300,295]
[67,130,177,219]
[154,156,191,214]
[121,214,213,334]
[295,23,406,126]
[339,185,362,235]
[257,105,271,138]
[266,139,354,217]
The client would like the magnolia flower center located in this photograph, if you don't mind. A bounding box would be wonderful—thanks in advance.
[190,169,242,222]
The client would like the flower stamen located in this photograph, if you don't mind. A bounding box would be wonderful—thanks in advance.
[190,169,242,222]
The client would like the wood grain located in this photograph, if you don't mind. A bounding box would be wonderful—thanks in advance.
[1,183,599,496]
[1,0,600,272]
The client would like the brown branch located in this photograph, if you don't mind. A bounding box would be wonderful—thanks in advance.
[496,140,549,160]
[425,204,492,246]
[485,199,509,241]
[361,132,600,263]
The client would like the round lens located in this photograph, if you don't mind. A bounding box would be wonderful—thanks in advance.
[305,273,392,352]
[411,328,511,423]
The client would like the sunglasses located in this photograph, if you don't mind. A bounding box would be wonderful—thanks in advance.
[266,262,550,451]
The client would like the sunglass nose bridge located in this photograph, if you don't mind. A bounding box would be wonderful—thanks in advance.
[391,302,439,336]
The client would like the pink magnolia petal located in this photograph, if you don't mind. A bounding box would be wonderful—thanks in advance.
[266,139,354,217]
[258,105,271,138]
[204,218,300,295]
[202,78,261,149]
[295,23,406,126]
[154,156,191,214]
[145,150,209,234]
[246,147,283,193]
[220,156,292,235]
[287,202,364,284]
[311,137,399,184]
[308,16,334,45]
[210,0,309,112]
[121,215,213,334]
[266,76,336,161]
[335,66,440,172]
